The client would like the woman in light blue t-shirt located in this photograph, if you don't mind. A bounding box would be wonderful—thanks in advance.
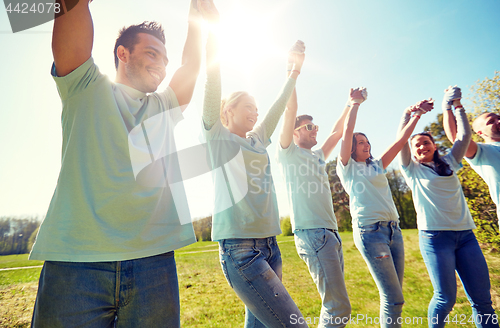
[399,87,498,328]
[201,31,309,328]
[337,91,432,328]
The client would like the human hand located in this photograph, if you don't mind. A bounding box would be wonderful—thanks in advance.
[349,87,367,105]
[197,0,220,24]
[442,85,461,110]
[416,98,434,113]
[287,40,305,71]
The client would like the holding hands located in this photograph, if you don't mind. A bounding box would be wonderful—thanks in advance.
[287,40,306,73]
[442,85,462,110]
[406,98,434,117]
[349,87,368,106]
[192,0,220,24]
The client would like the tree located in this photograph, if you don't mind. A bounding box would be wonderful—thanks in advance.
[280,217,293,236]
[468,71,500,117]
[326,159,352,231]
[386,169,417,229]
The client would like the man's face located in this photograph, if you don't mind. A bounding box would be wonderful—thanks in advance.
[294,119,318,150]
[475,113,500,141]
[124,33,168,93]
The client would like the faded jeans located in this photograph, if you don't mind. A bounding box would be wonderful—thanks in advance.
[294,228,351,327]
[353,221,405,328]
[419,230,499,328]
[31,251,181,328]
[219,237,308,328]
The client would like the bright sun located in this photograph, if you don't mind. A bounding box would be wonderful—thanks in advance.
[214,3,284,77]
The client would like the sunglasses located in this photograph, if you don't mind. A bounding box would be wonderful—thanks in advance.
[295,123,319,132]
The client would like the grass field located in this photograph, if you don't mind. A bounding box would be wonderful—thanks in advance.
[1,230,499,327]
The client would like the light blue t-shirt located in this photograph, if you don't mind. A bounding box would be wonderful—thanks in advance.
[30,58,196,262]
[337,157,399,227]
[276,141,337,231]
[203,119,281,241]
[467,142,500,218]
[401,153,476,231]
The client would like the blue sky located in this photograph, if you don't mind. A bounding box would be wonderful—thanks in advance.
[0,0,499,219]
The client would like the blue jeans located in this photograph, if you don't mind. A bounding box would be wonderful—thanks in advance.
[31,252,180,328]
[353,221,405,328]
[419,230,499,328]
[219,237,308,328]
[294,228,351,327]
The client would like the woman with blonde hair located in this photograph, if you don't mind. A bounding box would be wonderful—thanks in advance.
[200,8,308,326]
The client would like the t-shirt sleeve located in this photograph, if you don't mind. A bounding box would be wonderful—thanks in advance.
[51,57,102,100]
[336,156,352,192]
[277,139,297,159]
[468,143,484,165]
[316,149,325,162]
[443,152,462,172]
[157,86,183,127]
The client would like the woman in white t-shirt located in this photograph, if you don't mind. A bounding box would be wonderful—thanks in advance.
[201,27,309,328]
[399,88,498,328]
[337,92,432,327]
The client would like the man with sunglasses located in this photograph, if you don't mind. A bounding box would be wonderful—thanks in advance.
[276,88,365,327]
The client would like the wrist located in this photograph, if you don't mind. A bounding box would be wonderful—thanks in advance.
[455,105,464,110]
[412,114,421,119]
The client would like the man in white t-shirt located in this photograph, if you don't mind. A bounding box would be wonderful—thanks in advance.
[276,85,359,327]
[442,86,500,227]
[30,1,219,327]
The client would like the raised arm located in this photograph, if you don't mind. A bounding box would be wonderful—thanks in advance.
[169,0,218,109]
[202,25,221,130]
[261,42,304,140]
[339,88,365,166]
[450,100,472,163]
[52,0,93,77]
[321,96,352,160]
[381,100,433,169]
[441,86,477,158]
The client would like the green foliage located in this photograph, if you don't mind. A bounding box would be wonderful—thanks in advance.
[386,169,417,229]
[280,216,293,236]
[468,71,500,117]
[193,216,212,241]
[0,217,41,255]
[326,159,352,231]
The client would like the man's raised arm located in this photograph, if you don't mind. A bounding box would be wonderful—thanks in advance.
[52,0,93,77]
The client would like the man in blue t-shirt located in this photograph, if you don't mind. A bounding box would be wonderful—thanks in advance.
[30,1,219,327]
[276,85,362,327]
[442,86,500,227]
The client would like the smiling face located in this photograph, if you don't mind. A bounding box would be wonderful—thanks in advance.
[294,119,318,150]
[473,113,500,142]
[227,95,258,137]
[352,134,372,162]
[411,134,437,163]
[118,33,168,93]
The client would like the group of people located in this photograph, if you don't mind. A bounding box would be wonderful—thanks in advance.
[28,0,500,327]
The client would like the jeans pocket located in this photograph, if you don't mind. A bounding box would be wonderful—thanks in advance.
[420,230,441,239]
[228,246,262,271]
[358,223,380,234]
[311,229,327,251]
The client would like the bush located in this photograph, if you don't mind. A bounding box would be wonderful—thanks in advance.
[280,217,293,236]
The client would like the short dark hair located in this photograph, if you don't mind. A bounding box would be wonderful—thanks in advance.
[295,115,313,129]
[114,21,166,70]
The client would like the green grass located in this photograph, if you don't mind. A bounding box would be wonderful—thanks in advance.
[0,230,499,327]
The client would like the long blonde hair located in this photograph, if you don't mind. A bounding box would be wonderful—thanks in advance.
[220,91,252,127]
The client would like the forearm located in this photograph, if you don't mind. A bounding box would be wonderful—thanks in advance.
[321,103,350,159]
[451,106,472,162]
[398,111,412,167]
[202,33,221,130]
[279,89,297,149]
[262,77,297,140]
[339,105,359,165]
[442,108,458,142]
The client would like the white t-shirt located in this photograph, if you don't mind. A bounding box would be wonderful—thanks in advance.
[337,157,399,227]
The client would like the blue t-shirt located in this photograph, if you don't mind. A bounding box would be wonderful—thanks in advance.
[337,157,399,227]
[276,141,337,231]
[467,142,500,218]
[30,58,196,262]
[401,153,476,231]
